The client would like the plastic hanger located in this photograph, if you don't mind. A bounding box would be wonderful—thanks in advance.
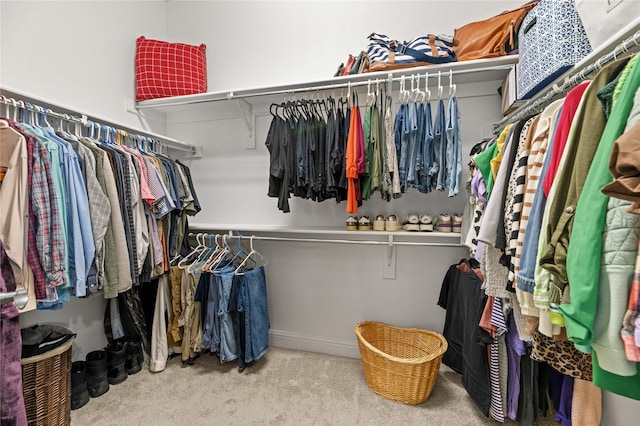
[179,233,206,269]
[210,234,235,273]
[437,71,443,100]
[214,235,247,274]
[10,98,19,122]
[194,234,223,274]
[235,235,268,275]
[201,234,226,272]
[448,70,456,98]
[0,95,8,118]
[188,234,216,274]
[425,73,431,103]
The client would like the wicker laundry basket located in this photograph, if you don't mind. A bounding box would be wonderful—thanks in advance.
[21,338,73,426]
[354,321,447,405]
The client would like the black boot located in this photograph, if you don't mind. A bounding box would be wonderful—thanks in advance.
[85,350,109,398]
[124,336,143,375]
[71,361,90,410]
[106,339,128,384]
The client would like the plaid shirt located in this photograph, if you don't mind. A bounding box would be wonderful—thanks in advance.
[7,121,65,300]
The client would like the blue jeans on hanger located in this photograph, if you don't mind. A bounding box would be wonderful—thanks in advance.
[197,272,220,353]
[217,270,238,363]
[418,102,434,193]
[395,104,410,193]
[446,95,462,197]
[434,98,447,191]
[242,266,270,365]
[406,103,420,186]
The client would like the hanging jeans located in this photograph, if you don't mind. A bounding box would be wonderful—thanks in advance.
[434,98,447,191]
[446,95,463,197]
[418,101,434,193]
[395,104,410,193]
[243,266,270,365]
[217,270,238,363]
[196,272,220,353]
[406,103,420,186]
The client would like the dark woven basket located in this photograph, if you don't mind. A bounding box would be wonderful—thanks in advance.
[21,339,73,425]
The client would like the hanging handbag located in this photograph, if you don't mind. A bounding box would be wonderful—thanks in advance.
[453,1,538,62]
[366,33,457,72]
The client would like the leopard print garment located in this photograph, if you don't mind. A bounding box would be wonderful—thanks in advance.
[531,331,593,381]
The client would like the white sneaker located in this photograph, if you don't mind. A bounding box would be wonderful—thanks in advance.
[419,214,433,232]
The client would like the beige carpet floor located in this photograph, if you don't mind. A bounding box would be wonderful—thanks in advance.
[71,346,557,425]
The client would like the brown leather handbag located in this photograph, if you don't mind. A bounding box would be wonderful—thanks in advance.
[453,1,538,62]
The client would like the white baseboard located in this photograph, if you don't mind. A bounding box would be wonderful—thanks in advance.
[269,329,360,359]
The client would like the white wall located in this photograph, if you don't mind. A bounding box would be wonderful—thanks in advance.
[167,0,525,91]
[0,0,168,132]
[0,0,168,360]
[2,1,640,424]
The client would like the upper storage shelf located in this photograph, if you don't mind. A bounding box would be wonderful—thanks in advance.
[134,55,519,111]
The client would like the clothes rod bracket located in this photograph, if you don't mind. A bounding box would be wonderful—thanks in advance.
[383,235,397,280]
[236,98,256,149]
[0,288,29,309]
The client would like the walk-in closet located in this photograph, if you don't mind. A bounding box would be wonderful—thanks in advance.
[2,1,640,425]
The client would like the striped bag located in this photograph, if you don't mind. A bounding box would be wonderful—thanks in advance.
[366,33,457,72]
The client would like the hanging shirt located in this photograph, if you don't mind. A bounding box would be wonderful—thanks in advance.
[446,95,462,197]
[345,105,359,213]
[80,137,120,299]
[434,98,447,191]
[385,102,400,198]
[0,120,35,311]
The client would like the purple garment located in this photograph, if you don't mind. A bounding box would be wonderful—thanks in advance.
[549,368,573,426]
[0,240,28,426]
[506,312,527,420]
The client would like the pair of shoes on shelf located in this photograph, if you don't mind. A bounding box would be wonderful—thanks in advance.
[371,215,401,231]
[434,214,463,233]
[403,213,419,231]
[345,216,373,231]
[403,214,435,232]
[385,215,401,231]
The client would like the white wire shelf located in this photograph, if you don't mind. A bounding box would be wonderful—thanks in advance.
[135,55,519,110]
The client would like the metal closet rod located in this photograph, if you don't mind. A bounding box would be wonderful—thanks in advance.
[0,88,196,153]
[495,29,640,132]
[191,232,463,248]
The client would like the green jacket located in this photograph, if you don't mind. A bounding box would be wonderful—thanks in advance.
[539,58,631,287]
[562,55,640,400]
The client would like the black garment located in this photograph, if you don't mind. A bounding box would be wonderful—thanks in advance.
[438,259,493,416]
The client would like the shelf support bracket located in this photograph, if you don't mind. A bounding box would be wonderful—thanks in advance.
[383,235,396,280]
[236,98,256,149]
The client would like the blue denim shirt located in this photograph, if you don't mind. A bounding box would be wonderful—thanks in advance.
[446,96,463,197]
[434,99,446,191]
[516,117,558,292]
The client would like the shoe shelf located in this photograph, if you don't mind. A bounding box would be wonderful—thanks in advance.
[188,223,465,279]
[188,223,463,242]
